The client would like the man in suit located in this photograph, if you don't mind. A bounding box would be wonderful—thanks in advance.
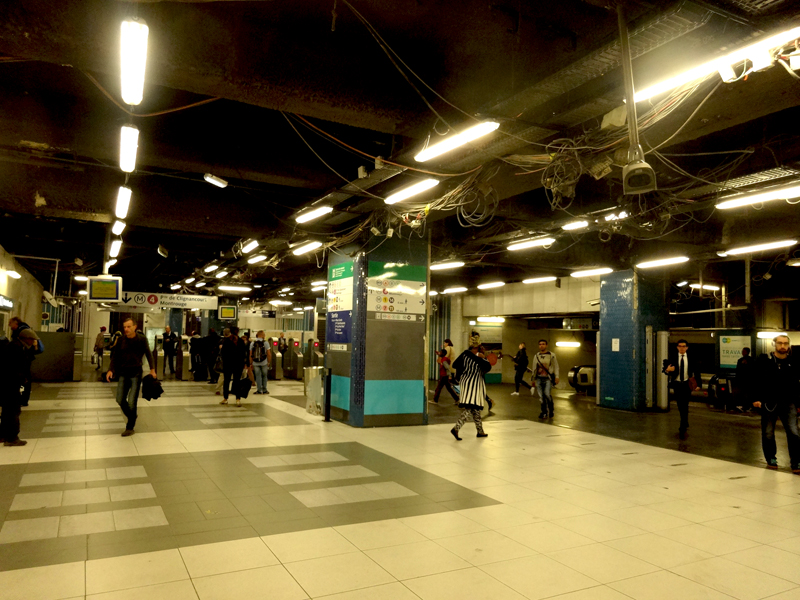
[663,339,701,439]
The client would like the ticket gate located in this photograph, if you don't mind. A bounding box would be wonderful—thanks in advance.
[305,339,323,368]
[283,338,304,380]
[268,337,283,380]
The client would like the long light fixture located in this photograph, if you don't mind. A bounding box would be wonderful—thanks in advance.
[311,280,327,286]
[4,270,21,279]
[216,271,229,278]
[556,341,581,348]
[74,275,89,282]
[170,284,181,290]
[523,276,558,284]
[634,26,800,103]
[109,240,123,258]
[716,182,800,210]
[430,261,465,271]
[185,277,196,284]
[571,267,613,278]
[219,285,252,293]
[111,220,126,236]
[384,179,439,205]
[562,221,589,231]
[204,173,228,188]
[414,121,500,162]
[677,280,689,287]
[757,331,788,339]
[788,259,800,267]
[295,205,333,223]
[477,316,505,323]
[242,239,259,254]
[508,237,555,251]
[726,240,797,255]
[120,18,149,106]
[635,256,690,269]
[477,282,505,290]
[311,286,326,292]
[429,290,438,296]
[280,287,291,292]
[78,290,88,296]
[204,265,219,273]
[292,241,323,255]
[247,255,267,264]
[115,186,132,219]
[270,300,292,306]
[195,282,206,288]
[443,287,468,294]
[106,259,117,269]
[690,284,721,291]
[292,307,303,312]
[119,125,139,173]
[304,306,314,311]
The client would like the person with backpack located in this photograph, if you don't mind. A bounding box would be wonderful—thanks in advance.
[93,326,107,371]
[532,339,559,419]
[250,330,271,395]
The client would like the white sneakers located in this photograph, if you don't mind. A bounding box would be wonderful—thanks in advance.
[530,387,536,396]
[511,392,519,396]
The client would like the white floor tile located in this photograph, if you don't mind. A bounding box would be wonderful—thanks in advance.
[399,512,488,540]
[284,551,394,597]
[312,581,420,600]
[291,487,347,507]
[0,560,85,600]
[106,466,147,480]
[658,524,760,556]
[62,487,110,506]
[112,506,169,530]
[703,515,797,544]
[0,516,60,543]
[510,496,593,520]
[335,519,427,550]
[601,505,694,532]
[10,490,63,511]
[671,557,797,600]
[365,539,470,580]
[497,521,596,554]
[554,513,647,542]
[86,549,189,595]
[264,527,358,563]
[109,483,156,502]
[20,471,66,487]
[65,468,108,483]
[606,532,713,569]
[724,545,800,585]
[549,542,660,583]
[362,481,417,499]
[179,537,278,578]
[480,554,599,600]
[193,565,307,600]
[435,530,536,566]
[456,504,536,530]
[86,579,199,600]
[59,511,116,536]
[402,566,526,600]
[609,567,736,599]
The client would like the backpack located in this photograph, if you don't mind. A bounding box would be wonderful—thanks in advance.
[252,339,267,363]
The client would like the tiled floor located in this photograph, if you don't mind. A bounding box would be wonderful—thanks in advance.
[0,379,799,599]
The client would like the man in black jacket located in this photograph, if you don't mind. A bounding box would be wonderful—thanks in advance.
[205,328,221,384]
[162,325,178,376]
[753,335,800,473]
[510,342,531,396]
[0,329,40,446]
[663,339,701,438]
[107,318,156,436]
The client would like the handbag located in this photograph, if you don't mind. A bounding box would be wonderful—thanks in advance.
[237,368,253,399]
[213,353,224,373]
[688,376,698,392]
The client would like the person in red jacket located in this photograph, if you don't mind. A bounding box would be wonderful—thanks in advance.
[431,339,459,404]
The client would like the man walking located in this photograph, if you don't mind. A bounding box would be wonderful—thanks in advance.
[753,335,800,473]
[735,347,754,412]
[511,342,531,396]
[251,331,271,395]
[106,318,156,436]
[0,329,40,446]
[94,326,107,371]
[532,339,559,419]
[663,339,701,438]
[205,328,221,384]
[162,325,178,376]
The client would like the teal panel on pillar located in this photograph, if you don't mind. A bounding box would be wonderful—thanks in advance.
[364,380,423,415]
[330,375,351,411]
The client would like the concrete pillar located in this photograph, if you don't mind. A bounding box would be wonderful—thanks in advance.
[598,269,668,411]
[326,236,428,427]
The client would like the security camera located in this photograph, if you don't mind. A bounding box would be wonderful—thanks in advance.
[622,159,657,194]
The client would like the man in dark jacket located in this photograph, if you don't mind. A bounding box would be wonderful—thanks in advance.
[162,325,178,376]
[663,339,701,438]
[511,342,532,395]
[753,335,800,473]
[107,318,156,436]
[205,328,221,384]
[1,328,40,445]
[735,347,754,411]
[9,317,35,406]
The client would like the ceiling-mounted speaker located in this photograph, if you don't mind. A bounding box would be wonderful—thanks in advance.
[157,244,168,258]
[623,159,657,195]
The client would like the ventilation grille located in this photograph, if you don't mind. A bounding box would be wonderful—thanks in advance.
[678,167,800,198]
[722,0,789,15]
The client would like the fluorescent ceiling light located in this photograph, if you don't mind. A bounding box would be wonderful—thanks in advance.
[523,276,558,284]
[195,282,206,288]
[716,183,800,210]
[726,240,797,255]
[109,240,122,258]
[254,284,262,288]
[635,256,690,269]
[562,220,589,231]
[170,284,181,290]
[477,316,505,323]
[430,261,465,271]
[311,280,327,286]
[247,255,267,264]
[443,287,468,294]
[280,287,291,292]
[508,237,555,251]
[292,241,323,255]
[295,205,333,223]
[757,331,787,339]
[204,173,228,188]
[635,26,800,103]
[677,280,689,287]
[5,270,21,279]
[242,297,249,301]
[469,320,476,325]
[115,186,131,219]
[106,259,117,269]
[384,179,439,205]
[690,284,720,291]
[119,125,139,173]
[185,277,196,284]
[216,271,228,278]
[270,300,292,306]
[204,265,219,273]
[477,282,505,290]
[311,286,326,292]
[120,18,149,106]
[556,341,581,348]
[293,307,303,312]
[242,240,259,254]
[219,285,252,292]
[429,290,438,296]
[587,299,601,306]
[604,211,628,222]
[78,290,88,295]
[571,267,613,278]
[717,251,729,257]
[74,275,89,282]
[414,121,500,162]
[787,259,800,267]
[111,220,126,236]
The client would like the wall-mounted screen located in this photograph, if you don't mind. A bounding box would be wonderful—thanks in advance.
[219,305,237,320]
[87,276,122,302]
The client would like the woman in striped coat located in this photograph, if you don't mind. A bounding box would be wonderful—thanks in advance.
[450,345,491,440]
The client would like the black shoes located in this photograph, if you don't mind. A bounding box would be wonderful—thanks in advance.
[450,428,462,441]
[477,432,488,438]
[538,412,547,419]
[4,439,27,446]
[121,429,135,437]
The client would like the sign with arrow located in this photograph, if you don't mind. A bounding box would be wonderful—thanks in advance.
[117,291,219,310]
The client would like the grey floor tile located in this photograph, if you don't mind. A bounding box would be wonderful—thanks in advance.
[162,502,207,524]
[229,495,273,516]
[196,498,240,520]
[106,465,148,480]
[109,483,157,502]
[173,525,260,549]
[170,516,251,535]
[113,506,169,530]
[65,468,107,483]
[152,480,191,496]
[0,536,88,572]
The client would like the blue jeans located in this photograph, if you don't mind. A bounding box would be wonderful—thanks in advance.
[535,377,554,415]
[116,374,142,430]
[761,401,800,467]
[253,364,269,393]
